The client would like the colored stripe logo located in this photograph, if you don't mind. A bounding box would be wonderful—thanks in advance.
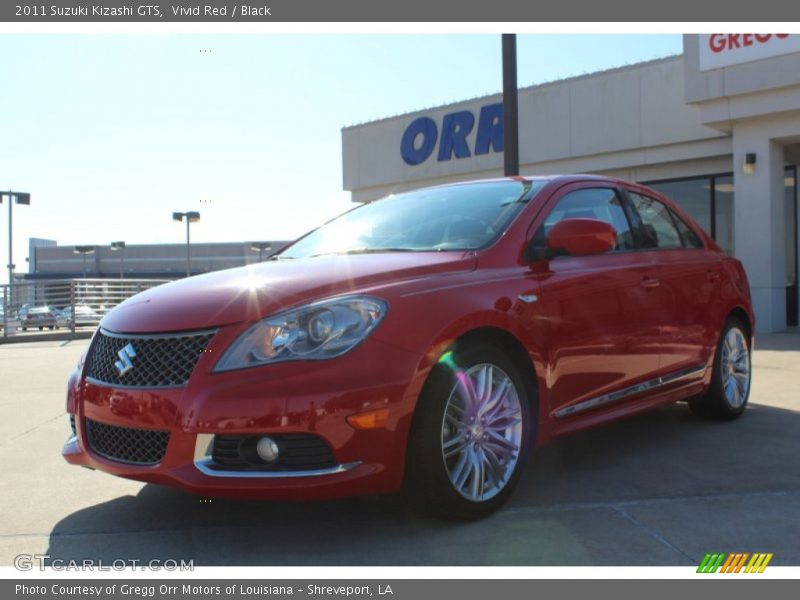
[697,553,773,573]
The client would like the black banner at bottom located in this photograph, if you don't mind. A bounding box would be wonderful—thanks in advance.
[4,579,798,600]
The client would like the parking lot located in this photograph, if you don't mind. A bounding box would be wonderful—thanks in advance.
[1,335,799,566]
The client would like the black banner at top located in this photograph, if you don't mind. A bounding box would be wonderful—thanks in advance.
[1,0,797,22]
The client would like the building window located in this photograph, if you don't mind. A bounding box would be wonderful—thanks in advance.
[713,175,734,256]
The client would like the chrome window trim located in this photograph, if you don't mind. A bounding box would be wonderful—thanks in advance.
[555,364,706,419]
[192,433,361,479]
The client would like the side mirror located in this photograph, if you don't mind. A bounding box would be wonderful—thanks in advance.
[547,218,616,257]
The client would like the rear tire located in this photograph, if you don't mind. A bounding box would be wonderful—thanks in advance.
[689,317,751,420]
[404,344,533,520]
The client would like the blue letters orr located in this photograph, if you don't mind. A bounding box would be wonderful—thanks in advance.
[401,103,504,166]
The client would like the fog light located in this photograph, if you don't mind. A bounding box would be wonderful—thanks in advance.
[255,436,279,463]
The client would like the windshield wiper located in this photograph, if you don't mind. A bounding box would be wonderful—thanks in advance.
[303,248,423,258]
[341,248,420,255]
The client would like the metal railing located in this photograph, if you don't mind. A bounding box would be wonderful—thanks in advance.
[1,278,169,338]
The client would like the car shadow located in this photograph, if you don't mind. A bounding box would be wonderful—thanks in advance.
[45,401,800,565]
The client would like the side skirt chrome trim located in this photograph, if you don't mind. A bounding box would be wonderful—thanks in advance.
[193,433,361,479]
[554,363,707,419]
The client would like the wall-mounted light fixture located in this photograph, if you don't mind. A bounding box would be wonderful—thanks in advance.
[743,153,757,175]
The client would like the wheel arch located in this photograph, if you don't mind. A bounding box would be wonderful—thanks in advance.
[726,306,753,343]
[408,323,543,440]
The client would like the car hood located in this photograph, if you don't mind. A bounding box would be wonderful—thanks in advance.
[101,252,476,333]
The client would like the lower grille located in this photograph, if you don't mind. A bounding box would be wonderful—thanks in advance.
[69,414,76,436]
[86,418,169,465]
[212,434,336,471]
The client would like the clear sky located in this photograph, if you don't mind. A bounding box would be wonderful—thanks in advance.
[0,34,682,283]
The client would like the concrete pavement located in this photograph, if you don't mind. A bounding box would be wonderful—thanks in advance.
[0,335,798,566]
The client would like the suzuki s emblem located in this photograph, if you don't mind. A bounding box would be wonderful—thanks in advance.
[114,343,137,377]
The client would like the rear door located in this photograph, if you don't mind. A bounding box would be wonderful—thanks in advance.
[525,182,663,419]
[624,189,723,375]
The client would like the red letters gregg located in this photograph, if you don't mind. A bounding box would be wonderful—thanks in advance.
[709,33,790,53]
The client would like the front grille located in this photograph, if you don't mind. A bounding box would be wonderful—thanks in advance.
[86,329,215,387]
[86,418,169,465]
[212,434,336,471]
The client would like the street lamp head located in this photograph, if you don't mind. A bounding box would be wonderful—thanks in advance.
[250,242,273,252]
[0,191,31,204]
[73,245,96,255]
[173,211,200,223]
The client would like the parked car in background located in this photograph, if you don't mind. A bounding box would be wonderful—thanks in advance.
[21,306,58,331]
[58,305,101,329]
[63,175,754,519]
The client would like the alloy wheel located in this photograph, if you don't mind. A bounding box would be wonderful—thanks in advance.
[440,363,523,502]
[720,327,750,409]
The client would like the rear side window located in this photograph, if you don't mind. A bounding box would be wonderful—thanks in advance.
[628,193,682,249]
[670,210,703,248]
[538,188,634,251]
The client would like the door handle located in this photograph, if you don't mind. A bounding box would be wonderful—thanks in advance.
[706,270,721,282]
[641,276,661,289]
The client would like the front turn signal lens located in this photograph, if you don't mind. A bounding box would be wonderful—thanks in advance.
[346,408,390,430]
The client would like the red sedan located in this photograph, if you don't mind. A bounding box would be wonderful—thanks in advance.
[63,175,754,518]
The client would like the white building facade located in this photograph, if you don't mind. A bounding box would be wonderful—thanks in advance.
[342,34,800,333]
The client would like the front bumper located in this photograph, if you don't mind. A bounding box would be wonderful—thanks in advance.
[63,334,425,500]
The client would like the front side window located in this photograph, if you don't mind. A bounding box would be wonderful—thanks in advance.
[628,193,683,249]
[279,180,546,259]
[536,187,634,251]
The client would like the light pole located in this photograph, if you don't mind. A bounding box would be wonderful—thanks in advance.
[110,241,126,279]
[173,211,200,277]
[502,34,519,177]
[73,246,95,278]
[250,242,272,263]
[1,190,31,287]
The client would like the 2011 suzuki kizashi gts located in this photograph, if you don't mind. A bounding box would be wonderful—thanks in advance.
[64,175,754,518]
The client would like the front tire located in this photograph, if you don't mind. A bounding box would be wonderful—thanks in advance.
[405,344,533,520]
[689,318,751,420]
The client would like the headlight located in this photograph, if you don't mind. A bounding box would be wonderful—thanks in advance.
[214,295,388,372]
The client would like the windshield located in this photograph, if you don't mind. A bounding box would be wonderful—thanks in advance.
[279,180,543,259]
